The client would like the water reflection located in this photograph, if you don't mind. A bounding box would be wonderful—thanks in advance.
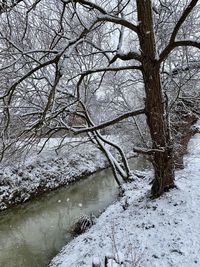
[0,156,149,267]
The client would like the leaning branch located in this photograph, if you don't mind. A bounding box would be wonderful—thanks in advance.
[169,0,199,44]
[74,108,145,134]
[133,147,165,155]
[159,0,199,63]
[80,65,142,75]
[0,55,60,102]
[71,65,142,83]
[159,40,200,63]
[109,51,142,64]
[97,15,138,34]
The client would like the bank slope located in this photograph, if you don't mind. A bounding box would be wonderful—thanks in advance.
[50,131,200,267]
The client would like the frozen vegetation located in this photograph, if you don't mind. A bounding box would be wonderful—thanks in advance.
[0,138,108,211]
[50,127,200,267]
[0,135,134,211]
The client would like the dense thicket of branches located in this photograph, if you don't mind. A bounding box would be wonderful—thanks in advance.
[0,0,200,196]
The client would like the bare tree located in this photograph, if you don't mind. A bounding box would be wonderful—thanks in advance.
[0,0,200,197]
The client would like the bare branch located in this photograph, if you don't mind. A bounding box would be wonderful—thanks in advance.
[133,147,165,155]
[62,0,108,15]
[78,65,142,76]
[0,0,23,14]
[163,61,200,76]
[74,108,145,134]
[63,0,138,33]
[169,0,199,44]
[159,0,199,63]
[97,15,138,34]
[159,40,200,63]
[0,55,60,102]
[109,51,142,64]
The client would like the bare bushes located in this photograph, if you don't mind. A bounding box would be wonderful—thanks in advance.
[70,214,96,236]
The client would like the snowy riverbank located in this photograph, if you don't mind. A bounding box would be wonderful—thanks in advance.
[0,138,108,211]
[50,130,200,267]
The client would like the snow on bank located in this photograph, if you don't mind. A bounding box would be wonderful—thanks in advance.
[0,139,107,211]
[50,132,200,267]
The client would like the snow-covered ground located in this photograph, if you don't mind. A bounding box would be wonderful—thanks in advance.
[0,138,108,211]
[50,131,200,267]
[0,134,136,211]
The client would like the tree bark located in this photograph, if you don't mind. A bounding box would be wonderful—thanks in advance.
[136,0,175,197]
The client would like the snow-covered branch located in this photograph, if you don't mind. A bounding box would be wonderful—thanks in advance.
[159,0,199,63]
[133,147,165,155]
[74,108,145,134]
[63,0,138,33]
[109,51,142,64]
[76,65,142,76]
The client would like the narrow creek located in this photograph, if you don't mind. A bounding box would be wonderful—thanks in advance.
[0,157,149,267]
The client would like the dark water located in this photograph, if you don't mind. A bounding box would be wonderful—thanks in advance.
[0,156,148,267]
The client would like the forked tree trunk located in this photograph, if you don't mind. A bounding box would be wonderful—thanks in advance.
[136,0,175,196]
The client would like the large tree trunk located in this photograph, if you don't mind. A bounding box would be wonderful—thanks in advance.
[136,0,175,197]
